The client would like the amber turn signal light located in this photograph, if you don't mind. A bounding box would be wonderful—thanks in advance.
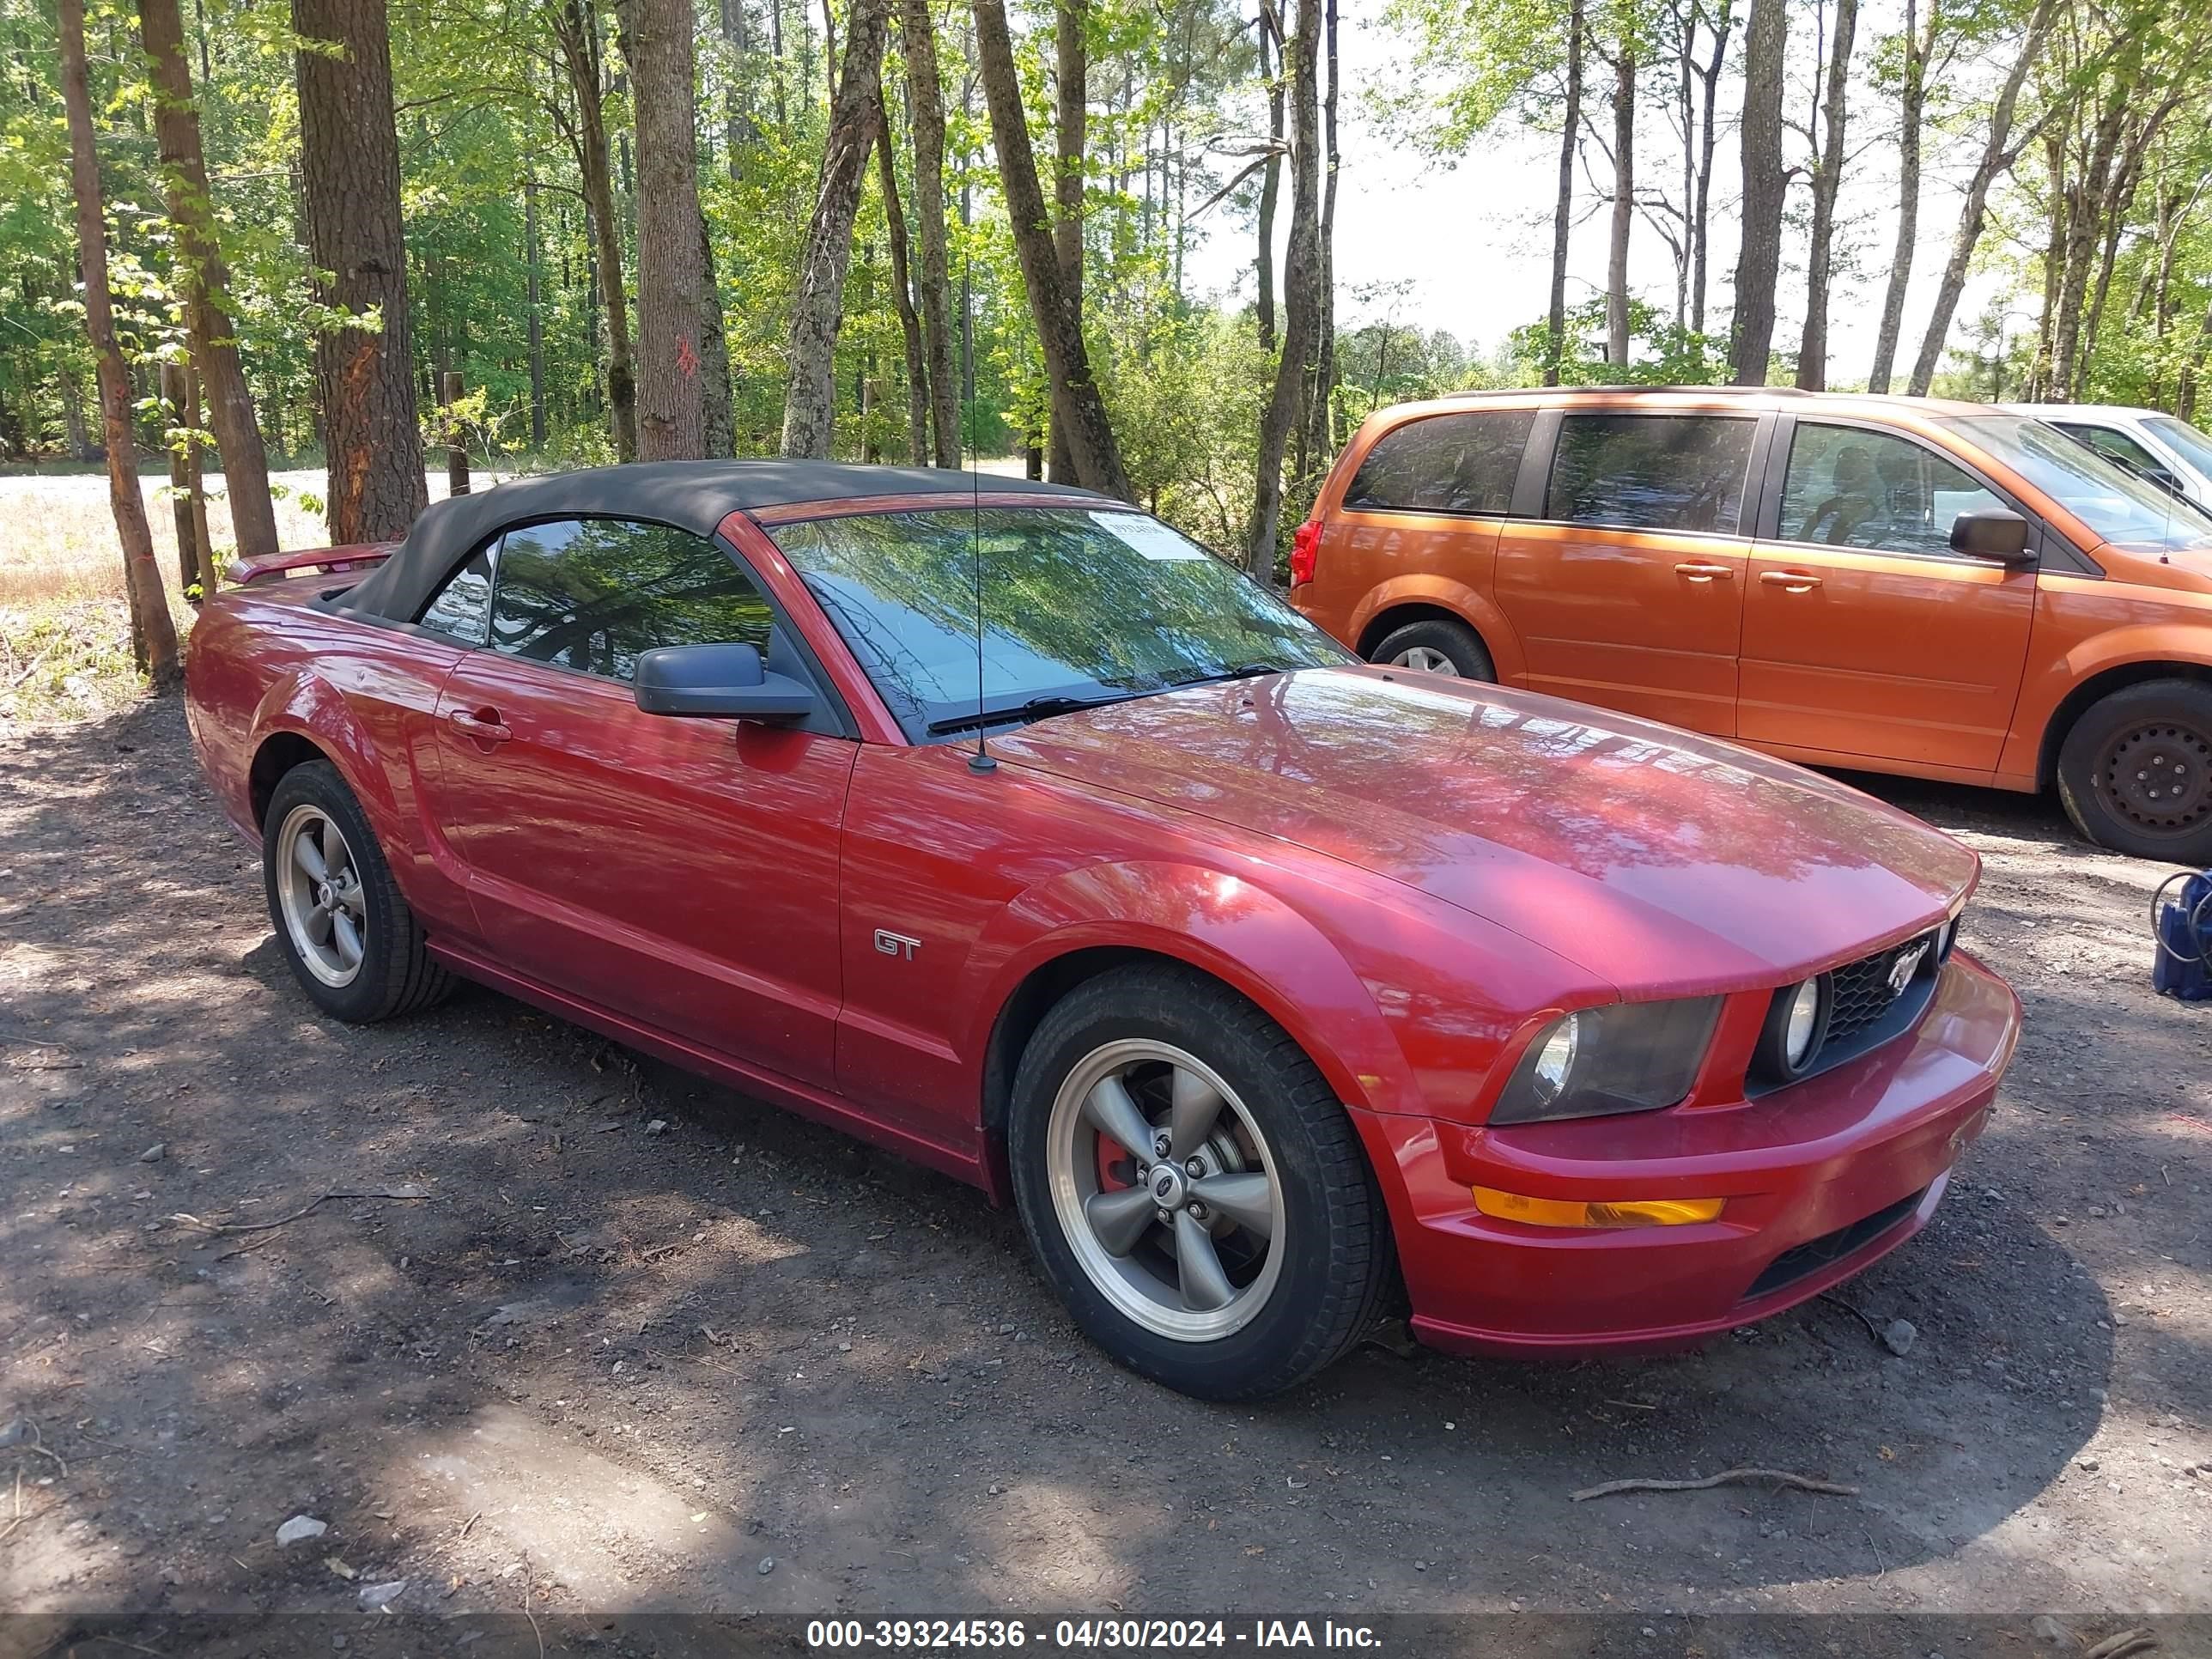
[1472,1187,1725,1229]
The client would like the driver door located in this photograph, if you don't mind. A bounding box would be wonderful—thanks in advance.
[421,516,857,1088]
[1740,418,2038,775]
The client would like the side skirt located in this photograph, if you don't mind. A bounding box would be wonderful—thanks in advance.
[427,939,990,1194]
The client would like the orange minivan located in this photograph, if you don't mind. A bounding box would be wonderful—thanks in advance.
[1290,387,2212,864]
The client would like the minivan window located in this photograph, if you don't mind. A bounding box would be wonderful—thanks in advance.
[1343,410,1534,516]
[1937,415,2212,550]
[2057,423,2166,480]
[1778,423,2002,556]
[1546,414,1757,536]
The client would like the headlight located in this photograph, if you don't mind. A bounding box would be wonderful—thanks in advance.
[1489,997,1723,1125]
[1753,976,1831,1087]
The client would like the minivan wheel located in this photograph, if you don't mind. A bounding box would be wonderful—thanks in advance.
[262,761,453,1023]
[1370,617,1494,681]
[2057,679,2212,865]
[1007,965,1391,1401]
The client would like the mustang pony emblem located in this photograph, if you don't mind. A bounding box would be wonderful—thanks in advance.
[1889,943,1930,997]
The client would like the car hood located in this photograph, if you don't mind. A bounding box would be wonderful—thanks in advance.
[990,667,1978,994]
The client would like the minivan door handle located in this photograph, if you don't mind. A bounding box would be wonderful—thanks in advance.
[1759,570,1824,592]
[1674,561,1735,581]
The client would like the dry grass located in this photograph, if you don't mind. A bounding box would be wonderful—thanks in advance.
[0,466,472,726]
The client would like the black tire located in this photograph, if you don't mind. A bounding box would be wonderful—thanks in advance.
[1007,964,1392,1401]
[2056,679,2212,865]
[1368,617,1494,681]
[260,760,453,1023]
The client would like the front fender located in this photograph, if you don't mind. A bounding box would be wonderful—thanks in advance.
[2003,613,2212,785]
[956,860,1424,1118]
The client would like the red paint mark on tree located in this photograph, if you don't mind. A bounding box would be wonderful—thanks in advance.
[677,334,698,379]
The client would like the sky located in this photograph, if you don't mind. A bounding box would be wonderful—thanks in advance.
[1182,0,2021,383]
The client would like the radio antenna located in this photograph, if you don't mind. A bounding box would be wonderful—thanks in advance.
[963,136,994,775]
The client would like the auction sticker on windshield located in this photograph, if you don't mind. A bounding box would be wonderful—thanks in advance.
[1092,511,1209,560]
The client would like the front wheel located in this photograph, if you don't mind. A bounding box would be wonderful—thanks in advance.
[2056,679,2212,865]
[1007,965,1391,1400]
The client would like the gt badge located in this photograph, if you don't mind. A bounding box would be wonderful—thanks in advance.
[873,929,921,961]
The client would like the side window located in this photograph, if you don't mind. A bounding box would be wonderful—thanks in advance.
[1343,410,1535,515]
[416,544,495,645]
[488,518,776,681]
[1778,423,2002,556]
[1545,414,1757,535]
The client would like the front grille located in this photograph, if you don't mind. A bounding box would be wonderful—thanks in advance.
[1824,933,1938,1047]
[1752,927,1947,1094]
[1743,1186,1928,1301]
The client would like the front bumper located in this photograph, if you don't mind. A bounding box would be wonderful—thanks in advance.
[1352,950,2021,1358]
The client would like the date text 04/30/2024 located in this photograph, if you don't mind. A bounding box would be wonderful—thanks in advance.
[805,1620,1382,1649]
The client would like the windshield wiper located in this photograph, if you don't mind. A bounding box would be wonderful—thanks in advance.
[926,690,1139,736]
[1165,662,1285,688]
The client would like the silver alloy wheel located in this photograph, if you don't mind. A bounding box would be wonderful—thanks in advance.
[1391,645,1457,675]
[274,803,368,989]
[1045,1038,1286,1342]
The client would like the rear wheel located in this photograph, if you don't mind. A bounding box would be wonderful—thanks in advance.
[2057,680,2212,866]
[1007,965,1390,1400]
[262,761,452,1023]
[1369,617,1493,681]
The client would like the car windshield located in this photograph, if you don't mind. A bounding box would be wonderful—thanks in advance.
[770,506,1354,741]
[1938,414,2212,550]
[2145,415,2212,479]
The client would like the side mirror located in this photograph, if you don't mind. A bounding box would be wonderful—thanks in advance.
[1949,507,2033,562]
[634,642,817,723]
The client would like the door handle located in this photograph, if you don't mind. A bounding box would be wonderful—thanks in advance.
[1759,570,1824,592]
[448,707,513,744]
[1674,562,1735,581]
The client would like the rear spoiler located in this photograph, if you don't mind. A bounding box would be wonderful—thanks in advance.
[228,544,396,587]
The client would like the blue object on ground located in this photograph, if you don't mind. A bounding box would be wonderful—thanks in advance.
[2152,870,2212,1001]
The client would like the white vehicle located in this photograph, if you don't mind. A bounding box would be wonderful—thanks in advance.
[2001,402,2212,511]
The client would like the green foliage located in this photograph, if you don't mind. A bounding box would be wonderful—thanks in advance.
[1504,296,1729,386]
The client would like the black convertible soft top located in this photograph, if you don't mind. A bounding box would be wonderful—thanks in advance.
[331,459,1102,623]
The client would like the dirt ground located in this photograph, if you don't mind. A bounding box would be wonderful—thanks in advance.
[2,695,2208,1651]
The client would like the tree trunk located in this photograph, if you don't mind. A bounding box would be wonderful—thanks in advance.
[720,0,749,178]
[1046,0,1086,482]
[1246,0,1319,580]
[554,0,637,459]
[139,0,280,561]
[1606,43,1635,370]
[1866,0,1925,392]
[902,0,960,466]
[1906,0,2057,396]
[876,101,931,464]
[1256,0,1283,354]
[629,0,709,460]
[1729,0,1785,384]
[294,0,425,543]
[525,179,548,448]
[1690,0,1732,335]
[698,203,735,456]
[1544,0,1583,384]
[1301,0,1337,482]
[971,0,1130,497]
[58,371,96,461]
[780,0,890,458]
[1795,0,1856,390]
[160,361,203,597]
[61,0,179,685]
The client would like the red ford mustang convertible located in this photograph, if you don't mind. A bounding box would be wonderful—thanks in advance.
[185,462,2022,1399]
